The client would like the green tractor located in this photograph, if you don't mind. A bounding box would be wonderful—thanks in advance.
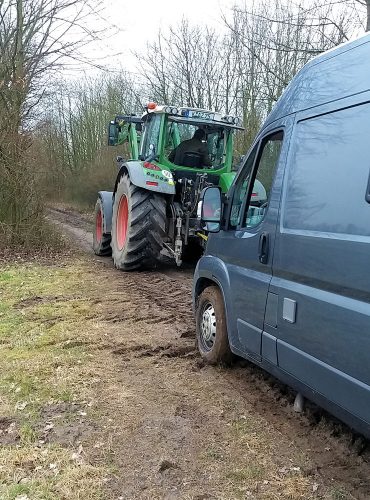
[93,102,243,270]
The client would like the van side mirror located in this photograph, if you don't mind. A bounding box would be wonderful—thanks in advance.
[201,186,222,233]
[108,121,118,146]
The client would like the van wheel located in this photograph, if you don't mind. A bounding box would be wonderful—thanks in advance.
[196,286,233,365]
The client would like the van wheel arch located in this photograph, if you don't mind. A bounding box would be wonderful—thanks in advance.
[194,277,216,306]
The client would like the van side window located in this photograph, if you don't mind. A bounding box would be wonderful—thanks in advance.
[243,131,283,228]
[230,132,283,229]
[230,144,258,227]
[284,103,370,236]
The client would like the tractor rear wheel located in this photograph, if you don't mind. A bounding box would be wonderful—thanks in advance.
[93,197,112,256]
[111,174,166,271]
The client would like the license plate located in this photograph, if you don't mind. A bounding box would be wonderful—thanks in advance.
[188,110,213,120]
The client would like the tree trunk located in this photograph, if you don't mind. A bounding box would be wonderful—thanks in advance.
[15,0,25,128]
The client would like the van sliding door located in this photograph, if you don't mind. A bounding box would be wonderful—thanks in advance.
[272,98,370,424]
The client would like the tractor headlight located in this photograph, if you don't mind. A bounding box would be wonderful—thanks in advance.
[164,106,178,115]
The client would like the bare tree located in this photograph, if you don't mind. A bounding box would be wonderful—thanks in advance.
[355,0,370,30]
[39,73,143,205]
[222,0,364,149]
[0,0,111,246]
[136,19,240,112]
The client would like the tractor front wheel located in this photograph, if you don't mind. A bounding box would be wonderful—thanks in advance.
[111,174,166,271]
[93,197,112,256]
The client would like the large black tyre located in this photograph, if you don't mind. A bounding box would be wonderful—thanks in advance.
[196,286,233,365]
[93,197,112,256]
[111,174,166,271]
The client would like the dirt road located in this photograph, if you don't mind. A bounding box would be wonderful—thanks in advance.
[14,207,370,498]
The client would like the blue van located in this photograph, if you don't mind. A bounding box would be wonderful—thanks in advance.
[193,33,370,438]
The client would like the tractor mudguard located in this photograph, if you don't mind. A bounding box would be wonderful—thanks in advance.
[98,191,113,234]
[219,172,236,194]
[117,161,176,195]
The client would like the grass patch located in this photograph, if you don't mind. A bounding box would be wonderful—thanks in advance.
[19,423,37,444]
[330,488,351,500]
[0,256,357,500]
[0,445,106,499]
[0,259,108,498]
[0,271,14,282]
[231,416,255,435]
[203,447,224,461]
[226,464,265,482]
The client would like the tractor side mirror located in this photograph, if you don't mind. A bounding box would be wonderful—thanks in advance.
[108,121,118,146]
[201,186,222,233]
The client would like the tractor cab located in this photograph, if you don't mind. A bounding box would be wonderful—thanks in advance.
[139,103,243,174]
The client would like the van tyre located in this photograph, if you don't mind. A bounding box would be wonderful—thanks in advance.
[93,197,112,256]
[196,285,233,365]
[111,174,166,271]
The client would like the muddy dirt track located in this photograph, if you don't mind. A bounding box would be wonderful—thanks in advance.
[48,207,370,500]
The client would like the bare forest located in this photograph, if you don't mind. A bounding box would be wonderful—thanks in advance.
[0,0,369,247]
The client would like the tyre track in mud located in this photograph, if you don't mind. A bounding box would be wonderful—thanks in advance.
[49,206,370,499]
[48,206,195,338]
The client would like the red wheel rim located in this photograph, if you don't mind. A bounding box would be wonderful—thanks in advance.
[116,195,128,250]
[96,209,102,243]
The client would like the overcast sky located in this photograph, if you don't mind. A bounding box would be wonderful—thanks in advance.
[82,0,237,75]
[74,0,366,78]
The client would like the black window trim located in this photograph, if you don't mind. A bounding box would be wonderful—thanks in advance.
[366,170,370,204]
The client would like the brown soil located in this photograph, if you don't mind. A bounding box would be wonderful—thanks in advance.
[0,417,19,445]
[46,207,370,500]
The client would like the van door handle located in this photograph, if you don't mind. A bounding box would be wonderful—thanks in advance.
[258,232,269,264]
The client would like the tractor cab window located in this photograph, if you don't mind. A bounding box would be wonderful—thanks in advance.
[207,130,226,168]
[140,114,161,159]
[177,122,198,142]
[166,119,228,169]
